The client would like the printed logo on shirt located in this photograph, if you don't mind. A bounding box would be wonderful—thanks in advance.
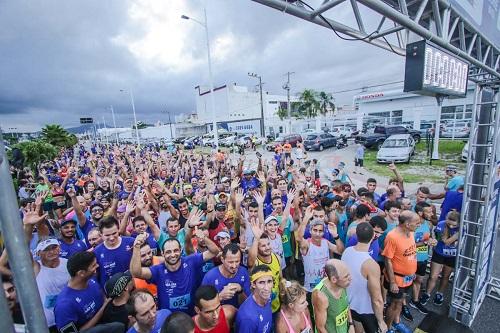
[76,297,81,303]
[259,314,263,322]
[214,279,219,285]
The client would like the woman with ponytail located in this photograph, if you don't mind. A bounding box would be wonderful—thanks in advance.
[276,279,312,333]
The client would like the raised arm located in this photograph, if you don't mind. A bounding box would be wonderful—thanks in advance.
[279,189,296,232]
[67,187,87,228]
[247,217,264,270]
[130,233,153,280]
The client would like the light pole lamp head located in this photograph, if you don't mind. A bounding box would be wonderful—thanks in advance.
[181,15,190,20]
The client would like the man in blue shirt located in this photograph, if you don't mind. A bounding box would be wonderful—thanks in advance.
[58,219,88,259]
[202,243,251,308]
[54,251,124,333]
[235,265,273,333]
[445,165,464,192]
[130,228,220,314]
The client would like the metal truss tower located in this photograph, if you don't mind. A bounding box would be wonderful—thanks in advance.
[250,0,500,326]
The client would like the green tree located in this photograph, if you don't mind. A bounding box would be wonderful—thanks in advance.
[298,89,319,118]
[276,106,288,121]
[41,124,75,148]
[13,140,58,171]
[318,91,335,116]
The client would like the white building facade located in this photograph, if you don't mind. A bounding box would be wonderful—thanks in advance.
[195,84,300,137]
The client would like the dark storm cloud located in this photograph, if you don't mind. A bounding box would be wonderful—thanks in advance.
[0,0,405,131]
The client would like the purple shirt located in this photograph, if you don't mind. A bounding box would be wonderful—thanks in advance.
[235,296,272,333]
[94,237,135,287]
[54,279,104,330]
[148,253,204,314]
[58,239,88,259]
[346,235,380,261]
[202,266,251,308]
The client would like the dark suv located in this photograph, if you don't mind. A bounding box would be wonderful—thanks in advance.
[355,125,421,149]
[304,133,337,151]
[266,134,302,151]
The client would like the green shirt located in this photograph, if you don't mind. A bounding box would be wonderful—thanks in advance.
[277,216,293,258]
[314,278,349,333]
[35,184,53,202]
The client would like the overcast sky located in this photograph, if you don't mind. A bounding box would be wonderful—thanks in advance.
[0,0,406,132]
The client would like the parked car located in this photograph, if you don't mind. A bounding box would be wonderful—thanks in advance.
[301,128,316,140]
[303,133,337,151]
[461,142,468,161]
[330,127,353,138]
[355,125,421,149]
[376,134,416,164]
[183,136,198,149]
[266,134,302,151]
[441,122,470,138]
[219,135,237,147]
[418,122,435,137]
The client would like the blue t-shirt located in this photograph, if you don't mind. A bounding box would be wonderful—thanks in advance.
[414,221,431,262]
[127,309,171,333]
[447,176,464,192]
[202,266,251,308]
[58,239,88,259]
[148,253,204,314]
[132,232,159,256]
[235,296,272,333]
[346,236,380,261]
[54,279,104,330]
[434,221,459,257]
[439,191,463,222]
[94,237,135,287]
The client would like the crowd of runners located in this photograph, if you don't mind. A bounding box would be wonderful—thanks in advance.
[3,141,465,333]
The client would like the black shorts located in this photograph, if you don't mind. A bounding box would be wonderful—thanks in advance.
[378,261,385,272]
[383,279,411,299]
[351,310,379,333]
[416,261,428,276]
[431,251,456,268]
[355,158,364,167]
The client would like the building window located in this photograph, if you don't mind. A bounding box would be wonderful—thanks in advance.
[269,101,278,104]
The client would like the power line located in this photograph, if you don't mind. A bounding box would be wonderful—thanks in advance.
[331,80,404,94]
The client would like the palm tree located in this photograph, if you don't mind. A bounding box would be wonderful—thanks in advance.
[298,89,319,118]
[318,91,335,116]
[14,140,58,171]
[41,124,73,147]
[276,106,288,121]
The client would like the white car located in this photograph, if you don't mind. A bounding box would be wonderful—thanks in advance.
[220,135,237,146]
[376,134,416,164]
[301,128,316,139]
[462,142,468,161]
[330,127,353,138]
[441,122,470,138]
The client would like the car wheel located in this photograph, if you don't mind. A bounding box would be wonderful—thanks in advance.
[377,141,384,150]
[406,155,411,164]
[319,144,324,151]
[413,135,421,143]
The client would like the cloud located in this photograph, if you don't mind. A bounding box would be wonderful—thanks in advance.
[0,0,405,132]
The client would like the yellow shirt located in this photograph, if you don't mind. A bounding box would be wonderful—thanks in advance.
[256,253,281,313]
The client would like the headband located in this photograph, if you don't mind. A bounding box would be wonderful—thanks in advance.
[251,271,274,283]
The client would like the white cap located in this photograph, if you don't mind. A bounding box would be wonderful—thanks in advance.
[264,215,279,225]
[215,231,231,239]
[36,238,59,253]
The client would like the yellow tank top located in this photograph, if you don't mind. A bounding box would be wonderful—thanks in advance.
[256,253,281,313]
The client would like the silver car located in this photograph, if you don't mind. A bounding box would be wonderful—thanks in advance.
[376,134,416,164]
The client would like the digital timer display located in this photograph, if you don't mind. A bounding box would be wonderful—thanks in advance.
[404,40,469,97]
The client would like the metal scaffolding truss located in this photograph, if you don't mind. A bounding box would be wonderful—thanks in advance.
[251,0,500,82]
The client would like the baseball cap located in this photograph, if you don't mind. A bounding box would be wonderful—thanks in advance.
[117,205,127,213]
[215,231,230,239]
[36,238,59,253]
[221,177,230,183]
[264,215,279,225]
[105,271,132,298]
[243,169,253,175]
[332,168,340,176]
[446,165,457,171]
[215,203,227,211]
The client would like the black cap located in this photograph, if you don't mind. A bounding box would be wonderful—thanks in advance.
[215,203,227,211]
[104,271,132,298]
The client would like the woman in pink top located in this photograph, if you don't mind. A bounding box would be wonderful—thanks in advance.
[276,280,312,333]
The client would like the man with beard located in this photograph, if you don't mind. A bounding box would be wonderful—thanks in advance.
[58,218,88,259]
[202,244,251,308]
[33,238,71,332]
[2,275,24,325]
[235,265,273,333]
[133,243,164,297]
[127,289,171,333]
[87,228,103,251]
[167,197,191,228]
[69,186,106,242]
[54,251,124,333]
[193,285,237,333]
[130,229,220,314]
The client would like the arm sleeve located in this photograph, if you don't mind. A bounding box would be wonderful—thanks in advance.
[381,233,396,260]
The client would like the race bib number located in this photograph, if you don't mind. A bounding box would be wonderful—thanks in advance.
[443,248,457,256]
[335,306,349,327]
[169,294,190,310]
[403,274,416,284]
[416,245,428,253]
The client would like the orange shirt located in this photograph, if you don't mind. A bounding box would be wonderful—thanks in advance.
[382,228,417,287]
[283,143,292,153]
[134,256,163,296]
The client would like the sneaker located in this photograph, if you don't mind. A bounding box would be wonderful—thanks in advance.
[401,305,413,322]
[409,299,429,314]
[434,292,444,306]
[419,292,431,305]
[392,321,412,333]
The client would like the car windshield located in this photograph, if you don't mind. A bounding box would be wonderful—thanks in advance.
[306,135,318,140]
[383,139,408,148]
[446,123,468,128]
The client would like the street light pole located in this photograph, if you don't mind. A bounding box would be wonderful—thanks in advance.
[181,7,218,149]
[102,116,109,145]
[121,89,140,149]
[248,72,265,138]
[110,105,119,144]
[166,110,174,139]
